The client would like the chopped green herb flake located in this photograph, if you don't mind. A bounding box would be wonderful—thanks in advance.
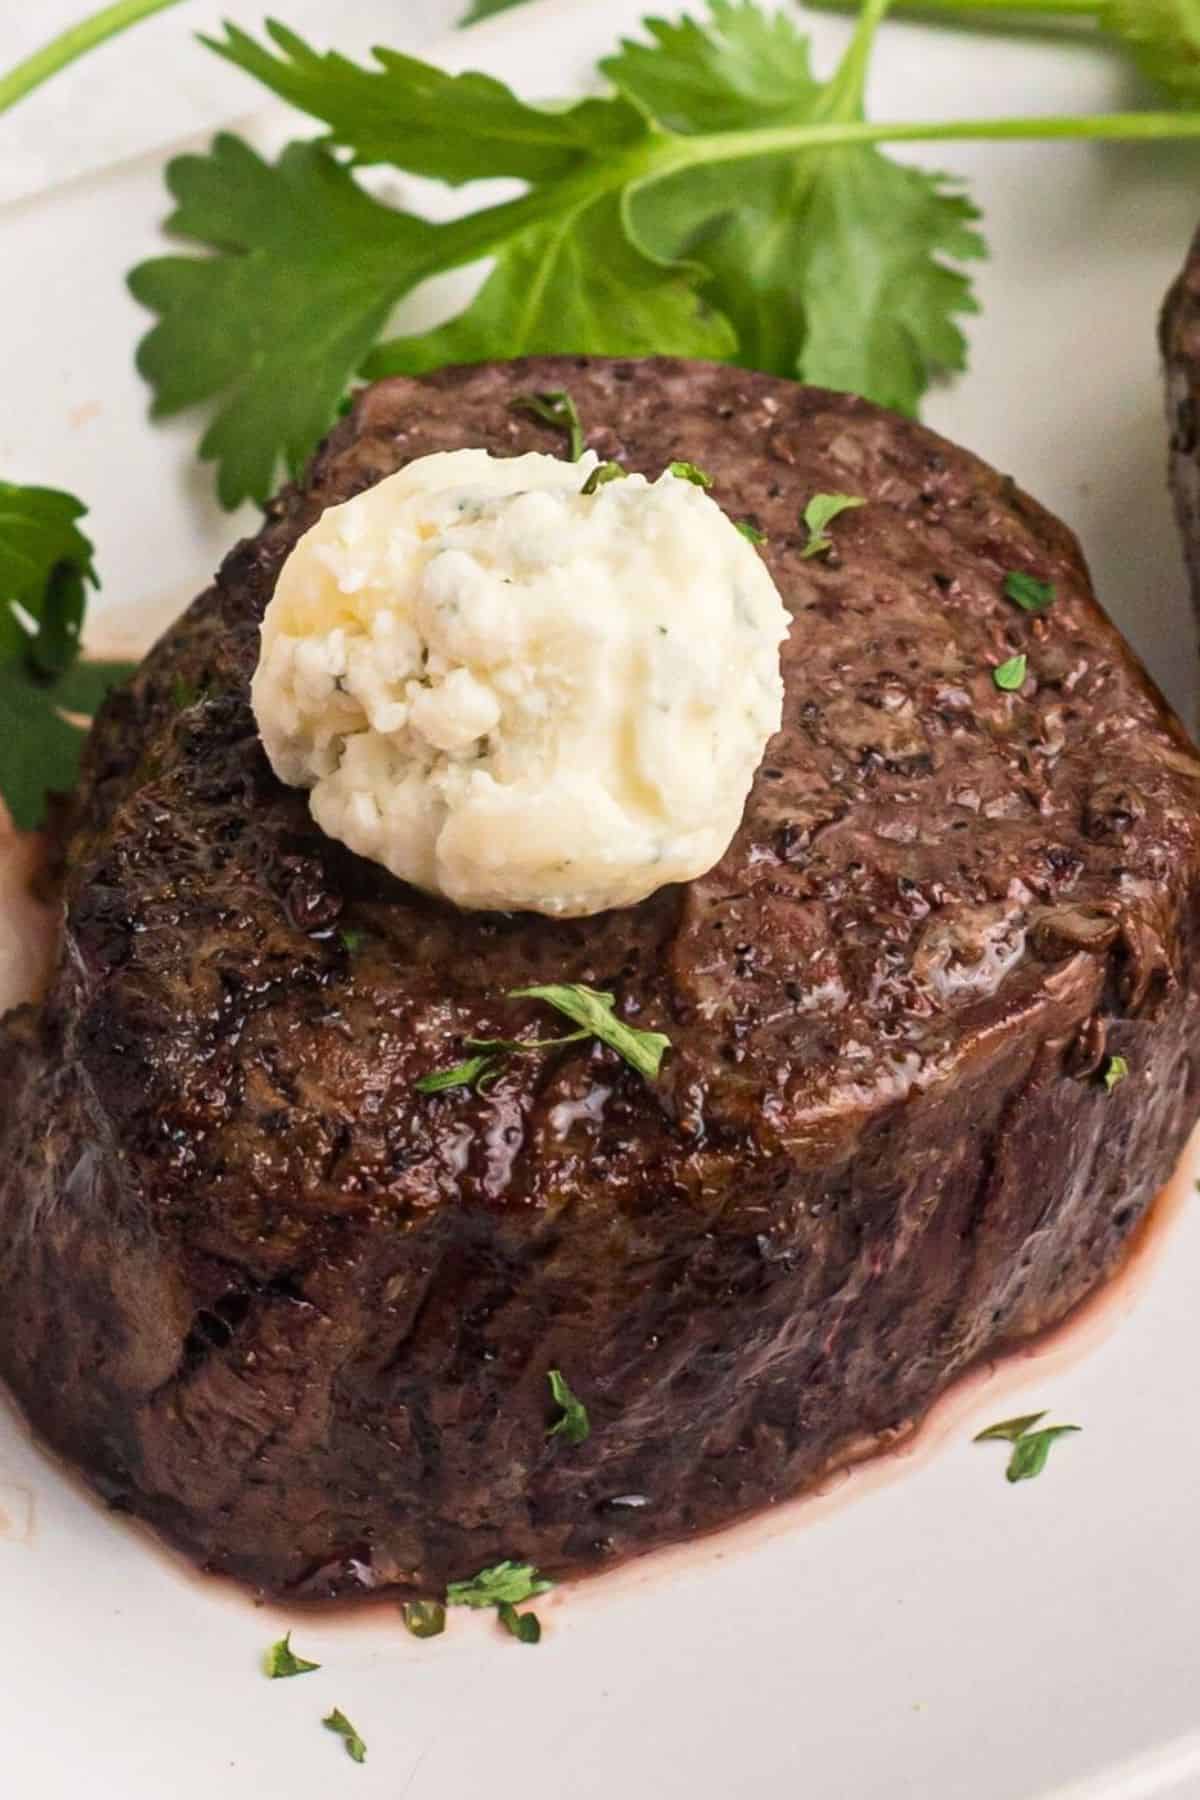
[547,1368,590,1445]
[580,460,627,495]
[1104,1054,1129,1092]
[512,389,585,462]
[736,520,767,545]
[171,674,199,711]
[508,983,670,1080]
[666,459,712,488]
[403,1599,447,1639]
[338,926,364,953]
[993,653,1027,692]
[975,1412,1080,1483]
[1003,570,1056,614]
[446,1560,554,1609]
[497,1601,542,1644]
[801,492,865,559]
[323,1708,367,1764]
[263,1631,320,1678]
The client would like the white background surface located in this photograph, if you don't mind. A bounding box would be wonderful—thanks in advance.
[2,4,1200,1798]
[0,1,466,205]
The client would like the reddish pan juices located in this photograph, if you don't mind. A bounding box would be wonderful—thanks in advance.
[2,356,1199,1602]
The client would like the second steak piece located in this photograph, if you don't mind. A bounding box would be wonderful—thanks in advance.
[1163,223,1200,630]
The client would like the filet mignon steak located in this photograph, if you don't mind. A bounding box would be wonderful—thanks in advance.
[3,357,1199,1601]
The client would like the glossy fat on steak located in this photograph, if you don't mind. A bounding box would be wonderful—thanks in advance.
[3,357,1200,1600]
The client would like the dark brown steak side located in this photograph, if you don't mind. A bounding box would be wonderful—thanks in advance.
[3,358,1200,1601]
[1163,226,1200,628]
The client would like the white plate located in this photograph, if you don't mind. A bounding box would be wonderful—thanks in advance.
[3,6,1200,1798]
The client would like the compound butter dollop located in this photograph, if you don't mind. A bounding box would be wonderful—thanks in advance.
[252,448,788,917]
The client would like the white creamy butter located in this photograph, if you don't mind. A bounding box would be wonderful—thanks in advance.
[251,448,789,916]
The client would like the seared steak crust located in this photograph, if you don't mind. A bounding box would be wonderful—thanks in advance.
[3,357,1200,1598]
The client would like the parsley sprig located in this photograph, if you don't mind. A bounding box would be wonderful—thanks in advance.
[126,1,1200,508]
[416,983,671,1093]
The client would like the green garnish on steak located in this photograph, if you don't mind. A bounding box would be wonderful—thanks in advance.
[581,461,627,495]
[993,653,1027,691]
[800,493,865,559]
[1003,570,1055,614]
[511,389,585,461]
[418,984,670,1094]
[547,1368,590,1445]
[666,460,713,488]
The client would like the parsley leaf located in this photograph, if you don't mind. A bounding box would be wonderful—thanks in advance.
[323,1708,367,1764]
[801,492,866,558]
[1003,570,1056,614]
[547,1369,591,1445]
[737,520,767,545]
[1006,1425,1081,1484]
[512,390,585,461]
[667,460,713,488]
[993,653,1028,692]
[0,481,133,828]
[205,20,643,180]
[975,1411,1080,1482]
[364,192,731,383]
[606,1,983,412]
[263,1632,320,1678]
[447,1561,554,1609]
[509,983,671,1079]
[128,136,431,508]
[1104,1054,1129,1092]
[402,1600,447,1639]
[0,481,96,664]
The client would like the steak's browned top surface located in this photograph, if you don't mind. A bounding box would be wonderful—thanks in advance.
[4,357,1200,1597]
[74,358,1197,1218]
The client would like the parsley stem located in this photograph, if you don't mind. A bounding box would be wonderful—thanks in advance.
[811,0,1099,12]
[825,0,895,119]
[0,0,185,118]
[901,0,1101,10]
[663,107,1200,177]
[400,99,1200,289]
